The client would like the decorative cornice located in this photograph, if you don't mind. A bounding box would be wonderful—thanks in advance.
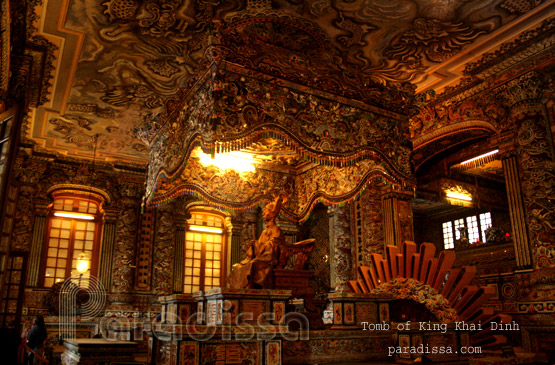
[494,71,549,108]
[381,190,415,201]
[464,18,555,76]
[432,18,555,105]
[413,120,496,149]
[46,184,112,204]
[23,144,148,174]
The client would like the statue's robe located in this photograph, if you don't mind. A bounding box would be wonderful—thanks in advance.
[227,225,285,289]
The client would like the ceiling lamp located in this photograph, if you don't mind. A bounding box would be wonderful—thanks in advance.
[54,212,94,220]
[199,150,256,173]
[444,185,474,207]
[446,192,472,201]
[459,150,499,165]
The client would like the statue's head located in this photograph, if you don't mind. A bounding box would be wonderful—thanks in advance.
[263,194,286,222]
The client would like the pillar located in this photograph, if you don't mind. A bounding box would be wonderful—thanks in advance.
[98,210,117,292]
[496,71,555,269]
[173,214,187,293]
[501,153,533,270]
[111,198,139,302]
[26,201,48,287]
[152,204,176,294]
[329,204,354,292]
[382,191,414,249]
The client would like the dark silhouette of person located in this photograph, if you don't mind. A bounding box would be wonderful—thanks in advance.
[27,315,47,363]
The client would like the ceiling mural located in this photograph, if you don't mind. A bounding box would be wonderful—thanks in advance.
[14,0,552,164]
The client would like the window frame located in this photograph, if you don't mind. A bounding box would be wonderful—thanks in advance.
[183,209,228,294]
[39,193,104,288]
[442,212,492,249]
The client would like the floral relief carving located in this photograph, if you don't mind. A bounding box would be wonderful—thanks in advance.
[372,278,459,322]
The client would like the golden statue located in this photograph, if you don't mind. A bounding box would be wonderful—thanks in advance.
[227,194,315,289]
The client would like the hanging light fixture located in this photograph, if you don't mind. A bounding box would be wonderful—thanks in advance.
[76,252,90,274]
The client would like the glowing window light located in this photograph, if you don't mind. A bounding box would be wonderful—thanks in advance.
[189,225,223,234]
[199,151,255,173]
[446,192,473,201]
[460,150,499,165]
[54,212,95,220]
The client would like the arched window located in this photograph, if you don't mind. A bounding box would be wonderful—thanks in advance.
[40,193,103,287]
[184,211,227,293]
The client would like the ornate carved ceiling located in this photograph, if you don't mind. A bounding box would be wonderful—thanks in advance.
[11,0,555,164]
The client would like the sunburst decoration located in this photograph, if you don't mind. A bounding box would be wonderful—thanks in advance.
[348,241,513,348]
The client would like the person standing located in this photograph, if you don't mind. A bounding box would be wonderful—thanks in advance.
[26,315,47,364]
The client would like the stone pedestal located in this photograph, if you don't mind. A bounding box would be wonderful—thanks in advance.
[61,338,138,365]
[327,292,387,328]
[159,294,197,324]
[195,288,292,326]
[147,288,293,365]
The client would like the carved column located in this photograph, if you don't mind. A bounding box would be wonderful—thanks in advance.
[329,204,354,292]
[152,204,176,295]
[173,214,187,293]
[496,71,555,269]
[382,190,414,249]
[352,188,384,267]
[236,211,258,263]
[501,153,533,270]
[26,200,49,287]
[229,225,243,268]
[12,185,35,250]
[99,209,118,292]
[111,197,139,305]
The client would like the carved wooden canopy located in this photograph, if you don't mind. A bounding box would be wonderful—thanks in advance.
[136,11,416,219]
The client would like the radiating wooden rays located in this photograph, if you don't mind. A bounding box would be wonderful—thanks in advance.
[348,241,512,348]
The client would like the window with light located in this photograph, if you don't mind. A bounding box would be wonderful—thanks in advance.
[41,195,102,287]
[442,212,492,249]
[184,212,226,293]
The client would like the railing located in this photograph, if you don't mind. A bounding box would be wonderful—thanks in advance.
[17,340,49,365]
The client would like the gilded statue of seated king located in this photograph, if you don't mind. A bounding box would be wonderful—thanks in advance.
[226,194,315,289]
